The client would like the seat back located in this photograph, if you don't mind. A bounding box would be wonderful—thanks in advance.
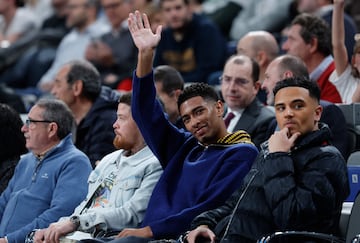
[348,151,360,166]
[346,192,360,243]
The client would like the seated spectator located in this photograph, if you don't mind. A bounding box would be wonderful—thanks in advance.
[38,0,110,92]
[297,0,357,62]
[282,13,342,103]
[0,0,70,90]
[0,0,38,47]
[154,65,184,128]
[51,60,119,168]
[0,103,27,193]
[236,30,279,104]
[31,93,162,242]
[0,98,92,243]
[221,55,275,148]
[92,11,258,242]
[330,0,360,103]
[229,0,293,42]
[263,54,351,160]
[153,0,227,84]
[186,76,349,243]
[85,0,137,91]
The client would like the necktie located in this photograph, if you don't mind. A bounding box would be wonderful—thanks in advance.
[224,112,235,128]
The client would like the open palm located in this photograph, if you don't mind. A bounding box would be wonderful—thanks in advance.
[128,11,162,52]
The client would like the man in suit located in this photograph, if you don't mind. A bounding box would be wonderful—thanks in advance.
[221,54,275,148]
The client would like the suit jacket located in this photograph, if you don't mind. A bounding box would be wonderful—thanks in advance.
[231,98,275,148]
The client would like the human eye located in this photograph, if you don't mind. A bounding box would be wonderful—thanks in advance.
[275,105,285,112]
[293,102,304,110]
[182,116,190,124]
[194,108,205,116]
[235,78,249,86]
[221,76,231,83]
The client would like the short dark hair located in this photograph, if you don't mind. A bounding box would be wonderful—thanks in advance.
[0,103,27,161]
[66,60,101,102]
[278,54,309,79]
[118,92,132,107]
[225,55,260,82]
[291,13,332,57]
[273,76,321,103]
[154,65,184,95]
[36,99,75,140]
[177,83,219,110]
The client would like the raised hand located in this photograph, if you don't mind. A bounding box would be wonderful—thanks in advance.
[128,11,162,52]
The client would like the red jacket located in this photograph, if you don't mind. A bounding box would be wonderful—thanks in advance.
[316,61,342,103]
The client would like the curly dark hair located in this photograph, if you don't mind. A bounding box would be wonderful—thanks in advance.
[177,83,219,110]
[292,13,332,57]
[0,104,27,161]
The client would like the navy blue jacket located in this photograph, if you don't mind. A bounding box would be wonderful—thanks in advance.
[76,86,119,168]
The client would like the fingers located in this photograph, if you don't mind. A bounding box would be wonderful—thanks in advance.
[289,132,301,144]
[143,13,150,29]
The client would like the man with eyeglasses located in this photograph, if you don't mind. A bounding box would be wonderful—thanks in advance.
[0,99,92,243]
[85,0,137,91]
[221,54,275,148]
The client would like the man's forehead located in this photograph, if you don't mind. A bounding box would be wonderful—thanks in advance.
[274,86,310,102]
[180,96,209,113]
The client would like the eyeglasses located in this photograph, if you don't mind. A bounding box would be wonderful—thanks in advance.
[219,76,250,86]
[25,119,53,127]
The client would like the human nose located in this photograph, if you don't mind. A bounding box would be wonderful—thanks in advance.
[284,107,293,117]
[282,40,289,52]
[21,124,28,132]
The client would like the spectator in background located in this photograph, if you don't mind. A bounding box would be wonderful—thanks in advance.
[0,0,38,47]
[153,0,227,84]
[221,55,275,148]
[282,13,342,103]
[330,0,360,103]
[154,65,184,128]
[85,0,137,92]
[263,54,350,160]
[229,0,293,42]
[296,0,357,62]
[32,93,163,243]
[51,60,119,168]
[0,103,27,194]
[0,0,70,91]
[236,30,279,104]
[0,98,92,243]
[38,0,110,92]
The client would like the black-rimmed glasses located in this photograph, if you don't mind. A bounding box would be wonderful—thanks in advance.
[25,119,53,127]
